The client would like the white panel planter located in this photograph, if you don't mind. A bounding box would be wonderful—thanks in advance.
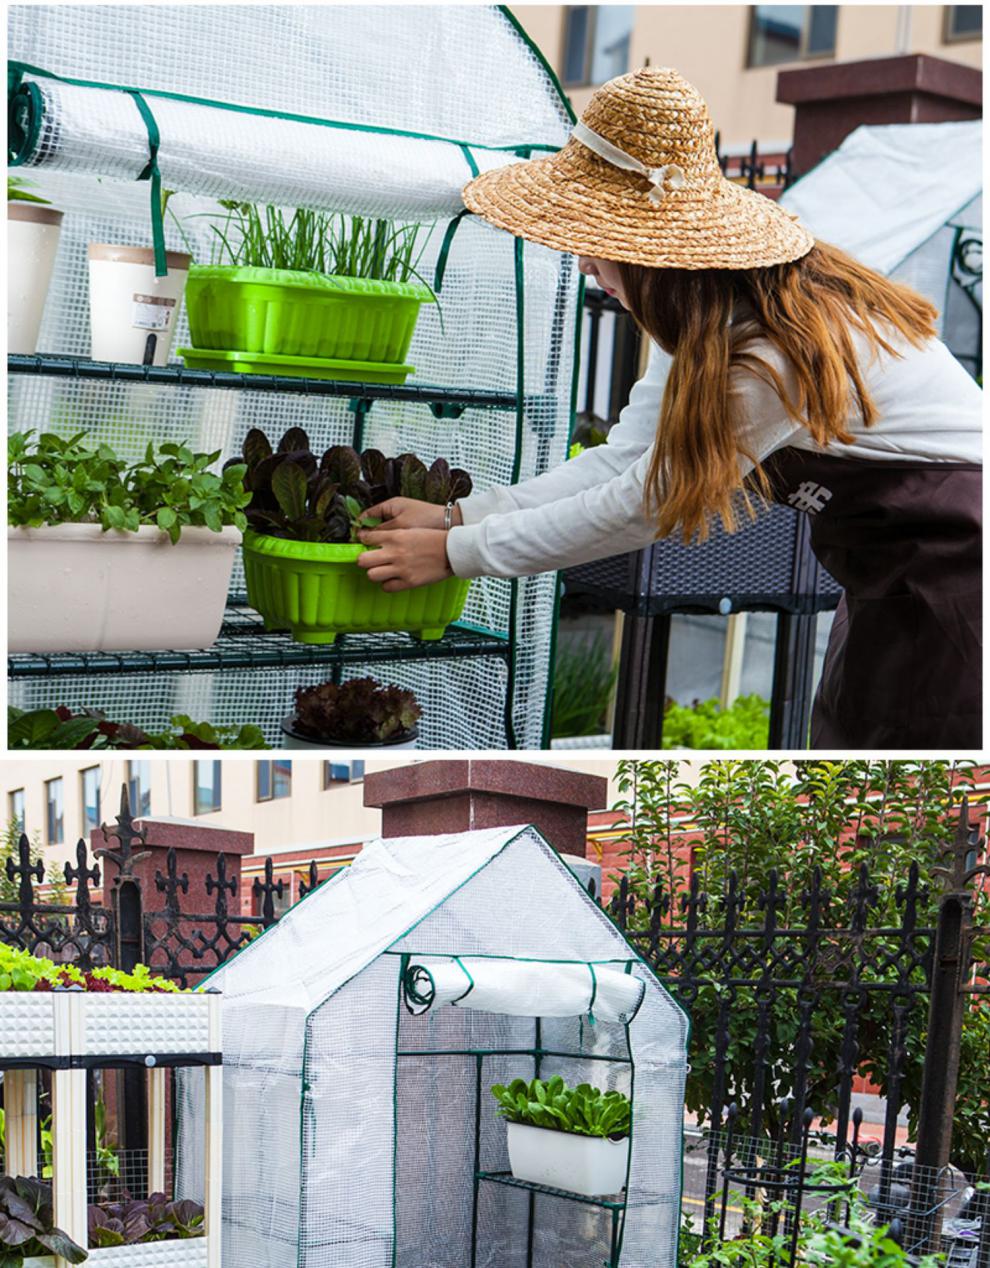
[82,993,212,1057]
[86,1240,209,1268]
[0,992,55,1060]
[1,992,222,1268]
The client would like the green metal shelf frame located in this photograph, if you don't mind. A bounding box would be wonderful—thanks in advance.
[7,353,523,746]
[7,353,524,415]
[8,604,509,679]
[476,1170,627,1212]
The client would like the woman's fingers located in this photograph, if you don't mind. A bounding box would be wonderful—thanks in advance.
[357,528,392,549]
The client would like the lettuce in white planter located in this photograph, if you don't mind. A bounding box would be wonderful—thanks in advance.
[492,1076,632,1198]
[8,430,249,653]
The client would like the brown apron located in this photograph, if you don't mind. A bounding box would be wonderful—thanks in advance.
[764,447,982,749]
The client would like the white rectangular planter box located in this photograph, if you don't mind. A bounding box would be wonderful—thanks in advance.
[82,994,213,1057]
[506,1122,629,1197]
[87,1239,210,1268]
[8,524,241,653]
[0,992,56,1060]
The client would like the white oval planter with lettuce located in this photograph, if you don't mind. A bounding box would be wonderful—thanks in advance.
[506,1122,629,1197]
[8,524,240,653]
[88,244,190,366]
[8,202,63,354]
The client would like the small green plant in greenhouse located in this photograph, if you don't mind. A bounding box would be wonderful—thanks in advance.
[7,706,269,751]
[8,431,250,543]
[7,175,52,205]
[291,676,421,745]
[208,200,435,289]
[491,1076,631,1140]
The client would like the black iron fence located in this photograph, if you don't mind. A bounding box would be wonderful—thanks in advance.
[3,789,988,1260]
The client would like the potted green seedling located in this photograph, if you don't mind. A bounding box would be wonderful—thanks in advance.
[281,676,422,749]
[180,201,437,383]
[8,430,249,653]
[88,190,191,366]
[8,177,64,356]
[237,425,472,643]
[491,1076,632,1197]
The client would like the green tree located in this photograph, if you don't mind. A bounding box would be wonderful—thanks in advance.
[612,760,990,1176]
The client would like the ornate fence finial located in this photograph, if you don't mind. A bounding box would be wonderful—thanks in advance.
[253,858,284,927]
[65,839,100,909]
[7,834,44,913]
[94,783,152,884]
[155,849,190,915]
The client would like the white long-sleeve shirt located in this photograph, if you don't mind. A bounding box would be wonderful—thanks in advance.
[445,328,982,580]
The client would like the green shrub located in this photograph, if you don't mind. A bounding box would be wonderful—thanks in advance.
[551,633,617,738]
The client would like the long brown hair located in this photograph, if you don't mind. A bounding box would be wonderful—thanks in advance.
[617,241,938,541]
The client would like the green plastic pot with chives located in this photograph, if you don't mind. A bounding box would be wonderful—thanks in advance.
[236,426,473,644]
[242,532,470,643]
[181,203,438,379]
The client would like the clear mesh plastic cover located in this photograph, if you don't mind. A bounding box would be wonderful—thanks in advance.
[7,6,579,749]
[177,827,688,1267]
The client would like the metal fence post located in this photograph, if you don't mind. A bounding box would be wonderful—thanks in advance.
[911,798,988,1250]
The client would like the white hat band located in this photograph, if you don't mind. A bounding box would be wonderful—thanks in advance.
[572,120,686,205]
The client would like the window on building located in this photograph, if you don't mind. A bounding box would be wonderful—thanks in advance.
[194,760,222,815]
[8,789,26,834]
[80,767,101,839]
[127,760,151,818]
[323,760,366,788]
[562,5,634,87]
[257,760,292,802]
[748,5,837,67]
[944,6,982,41]
[45,778,64,845]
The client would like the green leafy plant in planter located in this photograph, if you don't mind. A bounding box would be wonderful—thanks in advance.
[181,200,438,382]
[0,944,181,994]
[0,1175,88,1266]
[237,426,474,643]
[88,1194,204,1247]
[7,706,269,751]
[284,676,422,748]
[492,1076,631,1139]
[8,431,249,542]
[8,431,250,655]
[8,177,52,205]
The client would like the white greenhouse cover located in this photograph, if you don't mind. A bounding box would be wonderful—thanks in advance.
[779,120,982,274]
[181,825,689,1267]
[407,955,647,1023]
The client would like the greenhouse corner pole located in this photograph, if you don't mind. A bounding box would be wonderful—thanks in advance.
[502,234,528,750]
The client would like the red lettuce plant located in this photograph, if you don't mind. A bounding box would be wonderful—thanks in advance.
[291,676,421,744]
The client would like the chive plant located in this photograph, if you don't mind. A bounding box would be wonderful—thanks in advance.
[209,201,436,289]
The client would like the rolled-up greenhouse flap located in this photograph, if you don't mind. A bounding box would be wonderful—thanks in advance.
[403,957,647,1024]
[7,60,559,228]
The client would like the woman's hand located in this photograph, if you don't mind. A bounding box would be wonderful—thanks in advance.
[362,497,463,531]
[356,527,454,591]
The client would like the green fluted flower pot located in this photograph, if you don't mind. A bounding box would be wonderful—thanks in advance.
[184,265,433,364]
[242,532,470,644]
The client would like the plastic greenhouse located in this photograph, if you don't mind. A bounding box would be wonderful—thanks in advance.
[779,119,983,379]
[6,5,582,748]
[175,825,689,1268]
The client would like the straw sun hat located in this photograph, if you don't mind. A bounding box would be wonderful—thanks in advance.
[463,67,814,270]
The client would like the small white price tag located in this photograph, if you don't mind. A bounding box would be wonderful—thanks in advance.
[132,293,176,331]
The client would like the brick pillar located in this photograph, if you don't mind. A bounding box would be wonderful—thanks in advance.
[95,817,254,976]
[363,761,608,858]
[777,54,982,175]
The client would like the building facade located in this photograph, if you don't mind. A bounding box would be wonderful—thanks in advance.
[517,5,982,151]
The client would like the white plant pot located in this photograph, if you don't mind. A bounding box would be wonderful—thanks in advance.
[8,202,63,354]
[8,524,241,653]
[279,718,419,750]
[88,244,191,366]
[22,1257,58,1267]
[506,1122,630,1197]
